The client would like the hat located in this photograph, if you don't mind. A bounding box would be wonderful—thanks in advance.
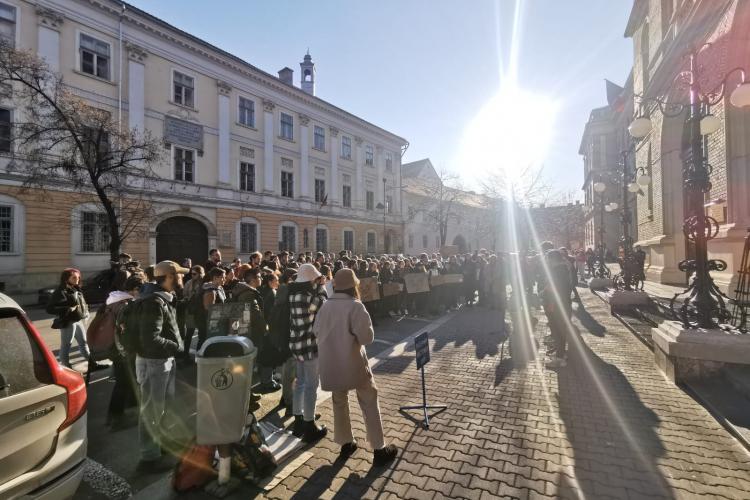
[154,260,190,277]
[334,268,359,291]
[295,263,322,283]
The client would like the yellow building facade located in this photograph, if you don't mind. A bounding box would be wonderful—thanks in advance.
[0,0,407,302]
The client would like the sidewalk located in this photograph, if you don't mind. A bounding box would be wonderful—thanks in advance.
[265,289,750,499]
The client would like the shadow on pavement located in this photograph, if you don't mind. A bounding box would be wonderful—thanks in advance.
[494,304,538,386]
[555,331,671,498]
[573,301,606,337]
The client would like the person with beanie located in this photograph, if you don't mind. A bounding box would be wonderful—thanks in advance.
[312,268,398,466]
[287,263,328,443]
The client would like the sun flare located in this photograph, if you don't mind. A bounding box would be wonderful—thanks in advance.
[457,85,557,184]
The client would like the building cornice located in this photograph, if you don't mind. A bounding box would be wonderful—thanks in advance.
[74,0,407,148]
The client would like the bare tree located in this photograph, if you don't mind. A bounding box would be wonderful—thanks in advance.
[480,163,554,208]
[408,169,466,248]
[0,42,162,261]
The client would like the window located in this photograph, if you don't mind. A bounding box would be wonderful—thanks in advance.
[422,235,428,248]
[0,108,10,153]
[281,171,294,198]
[366,191,374,211]
[367,232,376,254]
[386,195,393,214]
[281,225,296,251]
[239,97,255,127]
[365,145,374,166]
[174,147,194,182]
[239,162,255,192]
[343,230,354,252]
[0,311,54,400]
[0,205,12,252]
[385,151,393,171]
[0,3,16,47]
[280,112,294,140]
[80,33,110,80]
[173,71,194,107]
[315,179,326,203]
[81,211,109,253]
[342,185,352,208]
[239,222,257,253]
[314,125,325,150]
[316,228,328,252]
[341,136,352,159]
[303,228,309,249]
[408,233,414,249]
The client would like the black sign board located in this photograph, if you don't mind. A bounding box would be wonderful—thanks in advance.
[414,331,430,370]
[207,302,251,339]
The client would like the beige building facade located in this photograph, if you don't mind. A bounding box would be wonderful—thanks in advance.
[0,0,407,302]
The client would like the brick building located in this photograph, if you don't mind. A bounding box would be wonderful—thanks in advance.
[626,0,750,290]
[0,0,407,303]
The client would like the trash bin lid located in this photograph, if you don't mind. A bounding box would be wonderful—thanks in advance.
[198,336,255,357]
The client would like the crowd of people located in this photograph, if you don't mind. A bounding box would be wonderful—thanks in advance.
[45,241,623,477]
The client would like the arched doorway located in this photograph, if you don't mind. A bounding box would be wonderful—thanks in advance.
[453,234,468,253]
[156,216,208,266]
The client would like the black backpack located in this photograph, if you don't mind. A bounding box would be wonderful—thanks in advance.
[268,286,292,359]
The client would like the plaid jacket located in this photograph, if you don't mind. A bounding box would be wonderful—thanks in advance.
[287,281,328,360]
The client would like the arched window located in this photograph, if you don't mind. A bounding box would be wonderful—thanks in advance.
[236,217,261,255]
[315,224,328,252]
[0,193,24,275]
[279,222,298,252]
[304,69,312,82]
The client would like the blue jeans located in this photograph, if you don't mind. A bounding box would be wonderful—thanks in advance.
[293,358,319,422]
[135,356,176,461]
[59,321,89,367]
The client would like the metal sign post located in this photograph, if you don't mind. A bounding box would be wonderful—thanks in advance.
[399,332,447,429]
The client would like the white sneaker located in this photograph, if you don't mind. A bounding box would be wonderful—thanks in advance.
[546,358,567,369]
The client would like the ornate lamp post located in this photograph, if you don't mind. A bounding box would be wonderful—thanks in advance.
[613,148,651,291]
[628,45,750,328]
[592,180,612,279]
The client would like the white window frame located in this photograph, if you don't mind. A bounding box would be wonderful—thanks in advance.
[76,29,113,82]
[280,112,294,140]
[342,228,355,253]
[314,178,326,203]
[366,190,374,211]
[281,170,294,198]
[342,184,352,208]
[171,68,196,109]
[341,135,352,160]
[0,1,18,48]
[278,222,298,252]
[173,145,196,183]
[385,151,393,171]
[366,230,377,254]
[236,217,260,255]
[0,106,12,154]
[238,160,255,192]
[315,224,328,252]
[365,145,374,166]
[0,194,22,257]
[313,125,326,151]
[238,95,255,127]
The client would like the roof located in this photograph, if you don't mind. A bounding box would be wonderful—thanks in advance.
[401,159,435,179]
[401,158,499,209]
[99,0,408,146]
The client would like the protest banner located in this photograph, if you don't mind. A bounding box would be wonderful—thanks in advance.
[382,282,403,297]
[440,245,459,256]
[404,273,430,293]
[430,275,446,287]
[359,277,381,302]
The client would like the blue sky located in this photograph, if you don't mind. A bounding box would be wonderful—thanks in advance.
[128,0,634,200]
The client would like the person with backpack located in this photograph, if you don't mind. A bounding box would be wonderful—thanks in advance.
[132,260,188,471]
[195,266,227,350]
[287,263,328,443]
[313,268,398,466]
[47,268,104,371]
[105,274,144,429]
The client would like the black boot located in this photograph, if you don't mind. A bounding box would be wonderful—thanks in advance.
[302,420,327,443]
[373,444,398,466]
[292,415,305,438]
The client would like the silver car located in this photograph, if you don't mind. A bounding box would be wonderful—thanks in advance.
[0,293,87,499]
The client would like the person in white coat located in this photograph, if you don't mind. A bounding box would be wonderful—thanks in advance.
[313,268,397,466]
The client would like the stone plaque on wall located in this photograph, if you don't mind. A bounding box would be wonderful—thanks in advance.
[164,116,203,151]
[707,203,726,223]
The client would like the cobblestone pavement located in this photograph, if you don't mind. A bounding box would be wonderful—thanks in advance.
[267,289,750,499]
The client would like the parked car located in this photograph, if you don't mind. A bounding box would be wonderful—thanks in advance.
[0,293,87,499]
[38,269,113,306]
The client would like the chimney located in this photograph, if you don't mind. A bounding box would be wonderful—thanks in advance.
[278,67,294,86]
